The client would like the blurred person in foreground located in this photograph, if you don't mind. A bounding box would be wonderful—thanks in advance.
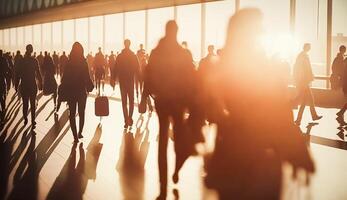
[204,8,315,199]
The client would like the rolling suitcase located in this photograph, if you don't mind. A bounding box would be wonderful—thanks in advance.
[95,96,109,117]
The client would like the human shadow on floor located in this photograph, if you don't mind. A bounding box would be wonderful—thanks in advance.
[336,116,347,140]
[47,124,104,200]
[46,143,86,200]
[3,109,70,199]
[0,125,31,200]
[7,132,38,200]
[116,113,151,200]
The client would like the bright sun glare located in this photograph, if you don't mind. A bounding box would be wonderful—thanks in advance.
[261,33,300,61]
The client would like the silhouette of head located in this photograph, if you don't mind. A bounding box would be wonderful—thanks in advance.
[16,50,20,55]
[339,45,346,54]
[139,44,143,49]
[54,51,56,54]
[303,43,311,52]
[111,51,114,55]
[63,51,66,55]
[182,41,188,49]
[165,20,178,40]
[70,42,84,60]
[225,8,263,54]
[124,39,131,49]
[26,44,33,55]
[208,45,215,54]
[44,51,48,56]
[98,47,102,53]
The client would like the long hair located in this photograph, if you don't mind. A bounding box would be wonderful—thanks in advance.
[69,42,85,62]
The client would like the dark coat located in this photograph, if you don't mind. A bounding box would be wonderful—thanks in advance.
[113,49,140,87]
[60,58,93,101]
[15,54,42,97]
[0,56,10,93]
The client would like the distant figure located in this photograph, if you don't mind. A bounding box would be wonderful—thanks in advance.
[142,21,203,199]
[181,41,193,59]
[335,45,347,117]
[42,51,58,108]
[13,51,23,90]
[137,44,153,112]
[198,45,219,122]
[15,44,43,128]
[112,39,140,128]
[108,51,116,90]
[59,51,68,77]
[52,51,59,77]
[37,51,44,71]
[4,52,13,91]
[94,47,106,94]
[86,52,94,80]
[293,43,322,125]
[0,50,10,115]
[60,42,94,142]
[204,9,315,199]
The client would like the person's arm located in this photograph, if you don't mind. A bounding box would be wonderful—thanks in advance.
[134,54,141,98]
[84,60,94,92]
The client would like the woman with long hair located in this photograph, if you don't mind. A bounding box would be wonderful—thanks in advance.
[60,42,93,142]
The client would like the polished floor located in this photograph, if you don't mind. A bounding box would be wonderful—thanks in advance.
[1,85,347,200]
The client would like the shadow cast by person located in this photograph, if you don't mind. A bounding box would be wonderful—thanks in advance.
[84,124,103,181]
[7,132,38,200]
[0,125,30,200]
[336,116,346,140]
[116,125,150,200]
[46,143,87,200]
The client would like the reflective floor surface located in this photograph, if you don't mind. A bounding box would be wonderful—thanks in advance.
[1,85,347,200]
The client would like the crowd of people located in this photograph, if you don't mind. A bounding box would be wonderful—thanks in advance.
[2,7,347,199]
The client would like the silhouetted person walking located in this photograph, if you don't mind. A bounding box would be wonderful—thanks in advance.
[204,9,315,200]
[15,44,43,128]
[60,42,94,142]
[112,39,140,128]
[13,51,23,94]
[37,51,44,74]
[335,45,347,117]
[0,50,10,115]
[42,51,58,108]
[142,21,203,199]
[293,43,322,125]
[59,51,68,78]
[94,47,106,94]
[52,51,59,77]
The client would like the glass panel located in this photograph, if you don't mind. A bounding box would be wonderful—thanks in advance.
[33,24,42,53]
[105,13,123,55]
[205,0,235,53]
[148,7,174,52]
[75,18,89,55]
[332,0,347,60]
[17,27,25,53]
[4,29,10,52]
[24,25,33,46]
[42,23,52,53]
[52,22,62,54]
[125,10,146,53]
[10,28,16,53]
[295,0,327,77]
[89,16,103,54]
[62,19,74,53]
[177,4,202,61]
[241,0,291,60]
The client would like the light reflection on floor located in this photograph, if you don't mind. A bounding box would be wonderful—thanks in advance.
[1,86,347,200]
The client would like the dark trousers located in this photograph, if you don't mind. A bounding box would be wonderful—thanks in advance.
[67,96,87,138]
[155,100,185,195]
[22,93,37,123]
[120,83,134,123]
